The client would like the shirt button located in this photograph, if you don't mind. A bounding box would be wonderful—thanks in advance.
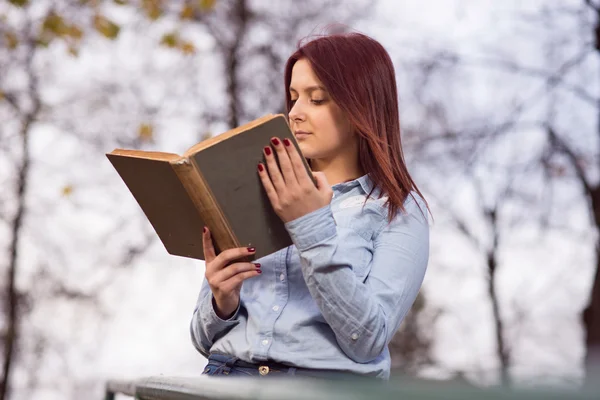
[351,333,359,341]
[272,305,279,312]
[261,339,269,346]
[279,274,285,282]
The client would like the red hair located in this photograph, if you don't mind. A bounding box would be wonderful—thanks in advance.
[284,32,430,222]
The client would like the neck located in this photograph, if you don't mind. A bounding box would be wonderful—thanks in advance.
[310,157,364,186]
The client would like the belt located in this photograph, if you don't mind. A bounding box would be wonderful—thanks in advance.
[207,353,360,379]
[230,358,292,376]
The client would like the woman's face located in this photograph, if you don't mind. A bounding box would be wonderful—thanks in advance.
[288,59,356,162]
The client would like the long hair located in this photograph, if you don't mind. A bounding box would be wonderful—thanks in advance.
[284,32,431,222]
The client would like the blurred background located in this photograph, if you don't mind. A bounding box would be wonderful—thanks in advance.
[0,0,598,399]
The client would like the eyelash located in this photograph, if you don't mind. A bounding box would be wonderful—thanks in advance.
[290,99,325,105]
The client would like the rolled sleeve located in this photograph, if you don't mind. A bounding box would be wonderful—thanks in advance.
[284,204,337,251]
[284,196,429,363]
[190,280,241,357]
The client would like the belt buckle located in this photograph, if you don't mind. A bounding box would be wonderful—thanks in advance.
[258,365,270,376]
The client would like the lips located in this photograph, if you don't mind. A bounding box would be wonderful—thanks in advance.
[294,130,311,138]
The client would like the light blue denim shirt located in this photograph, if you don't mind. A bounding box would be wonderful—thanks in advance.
[190,174,430,379]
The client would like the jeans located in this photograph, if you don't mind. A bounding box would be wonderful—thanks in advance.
[202,353,362,380]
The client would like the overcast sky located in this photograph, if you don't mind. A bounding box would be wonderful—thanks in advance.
[2,0,595,398]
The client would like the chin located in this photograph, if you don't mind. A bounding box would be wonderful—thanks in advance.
[297,143,313,158]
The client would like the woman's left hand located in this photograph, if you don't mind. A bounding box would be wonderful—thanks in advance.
[258,137,333,223]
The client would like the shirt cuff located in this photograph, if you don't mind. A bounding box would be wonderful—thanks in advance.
[284,204,337,251]
[210,295,241,322]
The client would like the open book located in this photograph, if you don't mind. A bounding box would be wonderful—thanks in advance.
[106,114,313,261]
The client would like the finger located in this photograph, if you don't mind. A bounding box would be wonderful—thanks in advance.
[212,246,256,273]
[271,137,298,185]
[283,137,313,187]
[202,226,216,263]
[220,269,262,293]
[213,262,261,283]
[258,162,280,209]
[263,142,286,193]
[312,171,333,198]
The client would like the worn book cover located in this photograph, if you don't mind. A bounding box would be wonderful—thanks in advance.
[107,114,313,261]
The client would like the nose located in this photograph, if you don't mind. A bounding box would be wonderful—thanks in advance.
[288,99,305,123]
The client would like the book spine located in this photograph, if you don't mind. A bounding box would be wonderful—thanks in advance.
[170,158,240,257]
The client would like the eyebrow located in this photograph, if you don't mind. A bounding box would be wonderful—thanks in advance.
[289,85,326,94]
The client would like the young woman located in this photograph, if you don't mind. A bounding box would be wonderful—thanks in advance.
[190,32,431,380]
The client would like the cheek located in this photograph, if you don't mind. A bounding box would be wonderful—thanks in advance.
[297,140,317,159]
[316,114,345,147]
[328,108,353,143]
[302,106,353,158]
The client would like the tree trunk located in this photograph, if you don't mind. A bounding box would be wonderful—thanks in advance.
[1,35,40,400]
[224,0,250,129]
[488,251,510,386]
[1,116,32,400]
[583,187,600,383]
[583,1,600,380]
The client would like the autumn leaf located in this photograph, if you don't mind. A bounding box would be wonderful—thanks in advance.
[62,185,74,197]
[138,123,154,141]
[4,32,18,49]
[93,15,120,40]
[180,41,196,55]
[198,0,216,11]
[160,32,179,48]
[8,0,29,7]
[180,3,195,20]
[113,0,128,4]
[0,92,4,101]
[160,32,195,55]
[66,25,84,40]
[42,12,68,36]
[35,36,51,47]
[142,0,163,20]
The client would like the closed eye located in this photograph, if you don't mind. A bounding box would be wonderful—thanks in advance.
[290,98,326,106]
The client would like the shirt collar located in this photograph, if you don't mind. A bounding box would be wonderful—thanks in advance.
[332,173,378,196]
[357,173,376,195]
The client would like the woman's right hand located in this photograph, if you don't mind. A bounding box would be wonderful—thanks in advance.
[202,226,262,319]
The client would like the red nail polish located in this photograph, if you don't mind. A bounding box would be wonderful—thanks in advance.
[264,146,272,155]
[247,247,256,252]
[271,138,280,146]
[256,269,262,274]
[203,226,207,233]
[254,263,261,267]
[283,138,291,147]
[258,163,264,172]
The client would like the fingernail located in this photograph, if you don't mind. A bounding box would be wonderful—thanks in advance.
[256,269,262,274]
[264,146,272,155]
[258,163,264,172]
[283,138,291,147]
[254,263,261,268]
[203,226,207,233]
[247,247,256,252]
[271,138,280,146]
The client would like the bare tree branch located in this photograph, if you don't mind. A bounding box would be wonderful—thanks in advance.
[546,125,593,194]
[1,23,41,400]
[464,56,597,105]
[585,0,600,13]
